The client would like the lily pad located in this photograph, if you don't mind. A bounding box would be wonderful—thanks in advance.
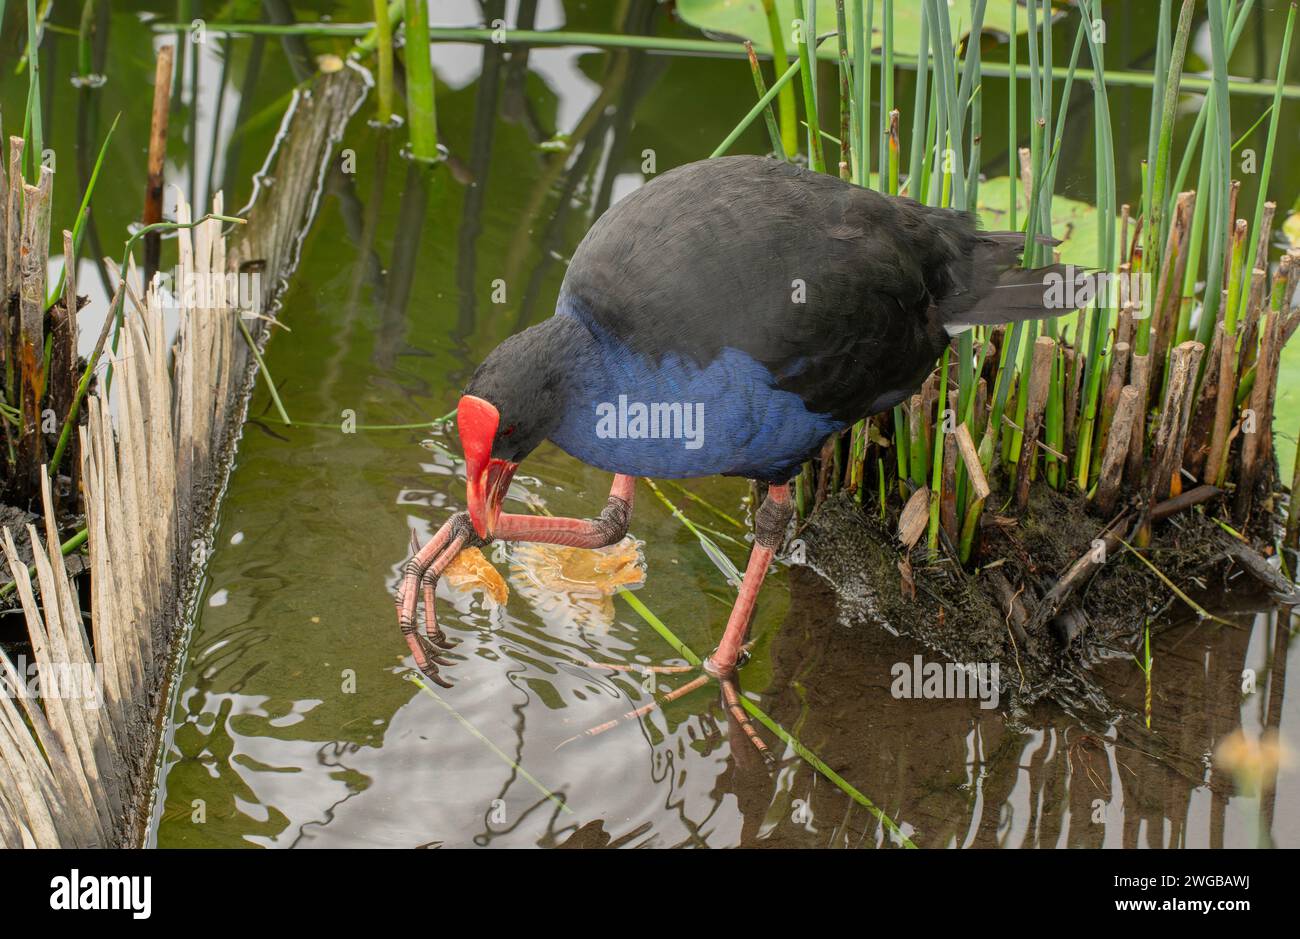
[676,0,1034,60]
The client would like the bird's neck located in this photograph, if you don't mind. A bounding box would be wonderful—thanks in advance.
[550,291,618,387]
[530,302,606,408]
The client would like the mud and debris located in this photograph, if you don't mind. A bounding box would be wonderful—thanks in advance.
[796,485,1285,723]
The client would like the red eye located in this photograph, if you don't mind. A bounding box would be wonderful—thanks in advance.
[502,424,517,437]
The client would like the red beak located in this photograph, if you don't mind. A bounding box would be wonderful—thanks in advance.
[458,395,518,540]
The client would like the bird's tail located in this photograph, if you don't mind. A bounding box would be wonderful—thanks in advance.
[940,230,1092,337]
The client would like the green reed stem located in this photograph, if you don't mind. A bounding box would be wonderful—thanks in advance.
[24,0,43,176]
[1200,0,1234,340]
[793,0,826,171]
[879,0,894,191]
[926,0,964,209]
[853,0,871,186]
[1236,2,1295,325]
[906,1,929,196]
[928,348,949,557]
[762,0,798,158]
[403,0,439,160]
[1145,0,1197,303]
[714,58,803,158]
[46,112,120,311]
[1073,0,1117,491]
[746,41,786,157]
[372,0,394,122]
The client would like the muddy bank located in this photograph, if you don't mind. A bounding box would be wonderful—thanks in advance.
[796,486,1291,723]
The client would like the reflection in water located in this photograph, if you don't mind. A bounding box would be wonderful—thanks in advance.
[756,567,1298,848]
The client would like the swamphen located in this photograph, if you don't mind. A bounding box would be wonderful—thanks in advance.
[398,155,1077,742]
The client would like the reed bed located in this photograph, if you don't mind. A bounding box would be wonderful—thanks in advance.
[721,0,1298,581]
[0,198,247,847]
[0,7,368,843]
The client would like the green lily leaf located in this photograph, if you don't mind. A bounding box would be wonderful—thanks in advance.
[676,0,1035,60]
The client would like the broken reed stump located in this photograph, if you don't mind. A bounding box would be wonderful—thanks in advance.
[142,44,175,283]
[1150,192,1197,384]
[1014,336,1055,513]
[1238,269,1268,377]
[1125,343,1152,486]
[1288,424,1300,551]
[0,130,8,304]
[0,152,84,510]
[1096,340,1130,470]
[51,231,79,474]
[908,392,926,485]
[3,138,20,303]
[1184,320,1225,480]
[1147,340,1204,505]
[1206,291,1237,487]
[16,167,53,497]
[941,390,959,541]
[1236,293,1282,524]
[1095,385,1139,517]
[0,64,369,849]
[1,138,20,472]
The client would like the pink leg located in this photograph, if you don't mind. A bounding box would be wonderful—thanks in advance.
[492,474,636,546]
[398,475,637,685]
[704,483,792,677]
[398,521,475,686]
[569,482,791,758]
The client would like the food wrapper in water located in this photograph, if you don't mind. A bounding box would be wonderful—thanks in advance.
[442,546,509,605]
[508,535,646,631]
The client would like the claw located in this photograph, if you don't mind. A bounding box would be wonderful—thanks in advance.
[421,667,455,690]
[719,673,770,761]
[405,632,455,688]
[416,633,457,668]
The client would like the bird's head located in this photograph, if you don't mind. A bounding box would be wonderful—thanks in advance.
[458,326,572,539]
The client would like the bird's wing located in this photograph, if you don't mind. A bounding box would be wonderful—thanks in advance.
[559,155,984,423]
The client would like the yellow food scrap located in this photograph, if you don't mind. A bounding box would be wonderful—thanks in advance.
[443,547,509,605]
[508,536,646,630]
[511,537,645,594]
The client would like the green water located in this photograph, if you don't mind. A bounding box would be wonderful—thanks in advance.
[3,0,1297,847]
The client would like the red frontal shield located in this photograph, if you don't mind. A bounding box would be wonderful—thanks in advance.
[458,395,517,539]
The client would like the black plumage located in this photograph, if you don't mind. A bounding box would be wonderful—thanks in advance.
[464,155,1079,481]
[559,155,1072,423]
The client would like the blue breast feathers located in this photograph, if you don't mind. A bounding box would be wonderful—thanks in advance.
[547,308,843,482]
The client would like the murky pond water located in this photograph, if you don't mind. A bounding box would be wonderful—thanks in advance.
[12,0,1291,848]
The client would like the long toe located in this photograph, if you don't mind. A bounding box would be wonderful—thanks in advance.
[416,634,457,667]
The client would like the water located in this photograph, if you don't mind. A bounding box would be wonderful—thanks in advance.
[4,0,1295,848]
